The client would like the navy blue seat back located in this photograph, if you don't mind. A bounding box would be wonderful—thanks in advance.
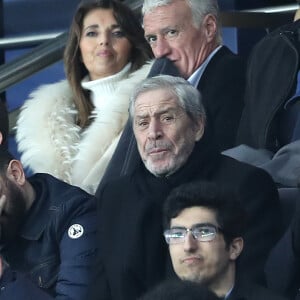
[265,188,299,299]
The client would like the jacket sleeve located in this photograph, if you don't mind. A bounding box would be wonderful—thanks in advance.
[236,167,282,285]
[56,210,98,300]
[88,254,112,300]
[199,48,246,151]
[0,268,53,300]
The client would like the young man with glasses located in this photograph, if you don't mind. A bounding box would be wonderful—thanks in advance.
[163,180,287,300]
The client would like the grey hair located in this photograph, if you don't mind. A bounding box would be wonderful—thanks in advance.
[129,75,206,127]
[142,0,222,44]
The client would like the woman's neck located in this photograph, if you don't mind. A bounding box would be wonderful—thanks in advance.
[81,63,131,109]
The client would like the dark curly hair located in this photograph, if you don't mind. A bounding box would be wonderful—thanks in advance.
[163,180,247,247]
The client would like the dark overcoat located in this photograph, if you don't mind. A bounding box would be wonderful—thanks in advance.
[227,280,288,300]
[91,136,281,300]
[96,47,246,193]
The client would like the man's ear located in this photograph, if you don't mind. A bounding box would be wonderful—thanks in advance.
[229,237,244,261]
[194,116,205,142]
[202,14,217,43]
[0,132,2,144]
[6,160,26,186]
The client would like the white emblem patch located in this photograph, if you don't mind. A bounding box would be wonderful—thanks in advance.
[68,224,84,239]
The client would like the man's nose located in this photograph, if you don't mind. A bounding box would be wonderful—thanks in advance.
[183,232,198,252]
[147,120,162,140]
[152,37,171,58]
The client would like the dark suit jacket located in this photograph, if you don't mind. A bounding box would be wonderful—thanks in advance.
[95,47,246,196]
[198,46,245,151]
[236,20,300,152]
[265,226,300,299]
[91,136,281,300]
[227,281,288,300]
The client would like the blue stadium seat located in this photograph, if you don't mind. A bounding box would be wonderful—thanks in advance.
[265,188,299,299]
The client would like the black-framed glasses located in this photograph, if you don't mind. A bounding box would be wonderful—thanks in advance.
[164,223,222,244]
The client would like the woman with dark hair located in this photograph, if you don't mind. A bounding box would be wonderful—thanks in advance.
[16,0,153,194]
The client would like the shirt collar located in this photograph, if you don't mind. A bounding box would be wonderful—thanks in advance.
[224,284,234,299]
[188,45,222,87]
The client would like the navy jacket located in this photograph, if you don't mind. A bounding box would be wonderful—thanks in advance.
[227,280,288,300]
[0,173,97,299]
[265,226,300,299]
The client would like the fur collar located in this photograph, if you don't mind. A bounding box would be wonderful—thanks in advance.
[16,61,153,194]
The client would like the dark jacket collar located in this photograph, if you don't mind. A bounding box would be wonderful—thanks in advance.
[226,279,248,300]
[20,174,51,240]
[140,130,221,190]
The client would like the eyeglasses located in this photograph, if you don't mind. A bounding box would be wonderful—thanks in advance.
[164,223,222,244]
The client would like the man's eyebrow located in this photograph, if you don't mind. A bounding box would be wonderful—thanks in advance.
[157,108,177,115]
[192,223,218,229]
[162,26,176,32]
[170,226,186,230]
[136,107,178,117]
[145,26,171,37]
[135,114,149,119]
[145,33,156,39]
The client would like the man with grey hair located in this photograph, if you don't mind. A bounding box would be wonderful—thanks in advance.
[142,0,245,150]
[95,0,246,198]
[91,75,281,300]
[142,0,245,151]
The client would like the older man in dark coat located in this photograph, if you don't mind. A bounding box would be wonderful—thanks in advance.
[91,76,281,300]
[95,0,246,191]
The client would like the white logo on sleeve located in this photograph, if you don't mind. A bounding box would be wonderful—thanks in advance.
[68,224,84,239]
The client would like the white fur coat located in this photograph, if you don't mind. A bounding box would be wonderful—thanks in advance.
[16,62,153,194]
